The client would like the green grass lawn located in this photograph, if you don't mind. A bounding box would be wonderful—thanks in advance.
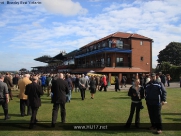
[0,88,181,136]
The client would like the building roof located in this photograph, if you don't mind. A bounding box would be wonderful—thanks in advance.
[34,55,52,63]
[64,50,79,58]
[130,33,152,40]
[80,32,153,49]
[34,52,67,64]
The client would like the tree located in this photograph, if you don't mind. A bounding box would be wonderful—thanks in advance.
[160,61,171,73]
[157,42,181,66]
[155,61,171,73]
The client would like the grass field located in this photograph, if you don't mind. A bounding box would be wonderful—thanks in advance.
[0,88,181,136]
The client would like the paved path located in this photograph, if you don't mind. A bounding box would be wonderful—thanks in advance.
[107,82,180,91]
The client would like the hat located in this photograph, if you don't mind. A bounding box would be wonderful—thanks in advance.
[151,73,156,77]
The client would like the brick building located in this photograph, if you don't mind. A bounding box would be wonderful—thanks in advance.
[72,32,153,84]
[33,32,153,84]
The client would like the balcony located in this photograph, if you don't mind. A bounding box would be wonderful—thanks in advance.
[76,62,131,68]
[75,45,131,59]
[123,44,131,50]
[116,62,131,67]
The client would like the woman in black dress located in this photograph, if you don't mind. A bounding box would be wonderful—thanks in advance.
[89,75,96,99]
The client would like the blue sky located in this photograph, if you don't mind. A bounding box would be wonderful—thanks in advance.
[0,0,181,71]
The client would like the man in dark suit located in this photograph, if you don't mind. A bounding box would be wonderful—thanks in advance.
[25,76,44,129]
[51,73,69,127]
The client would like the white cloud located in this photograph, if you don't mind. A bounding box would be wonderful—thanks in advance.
[41,0,88,16]
[0,5,47,28]
[161,24,181,34]
[103,3,122,12]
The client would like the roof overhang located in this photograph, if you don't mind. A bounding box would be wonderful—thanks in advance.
[75,47,131,59]
[71,67,148,73]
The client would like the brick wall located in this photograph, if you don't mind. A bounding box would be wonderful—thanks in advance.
[131,39,152,73]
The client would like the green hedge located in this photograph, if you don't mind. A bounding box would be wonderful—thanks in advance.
[155,65,181,82]
[169,66,181,82]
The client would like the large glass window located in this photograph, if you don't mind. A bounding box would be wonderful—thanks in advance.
[94,44,97,50]
[90,60,93,66]
[90,46,93,51]
[86,61,89,67]
[68,59,75,65]
[101,58,104,64]
[116,57,123,67]
[98,44,100,49]
[78,59,81,65]
[63,61,69,65]
[109,40,112,47]
[116,40,123,49]
[101,58,104,67]
[96,59,98,65]
[82,49,86,54]
[107,57,111,67]
[102,42,106,48]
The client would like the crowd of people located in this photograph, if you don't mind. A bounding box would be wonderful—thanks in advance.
[0,72,110,128]
[0,71,170,134]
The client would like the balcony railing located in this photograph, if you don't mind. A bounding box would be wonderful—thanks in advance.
[76,62,131,68]
[76,44,131,56]
[123,44,131,50]
[115,62,131,67]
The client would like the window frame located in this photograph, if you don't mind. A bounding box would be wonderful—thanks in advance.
[116,39,123,49]
[94,44,97,50]
[116,57,124,67]
[108,40,112,48]
[140,40,143,46]
[98,43,101,49]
